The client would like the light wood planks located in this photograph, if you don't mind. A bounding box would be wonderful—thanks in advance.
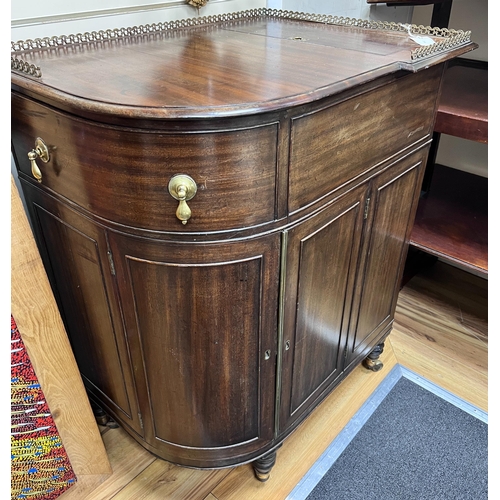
[392,260,487,411]
[389,331,487,410]
[11,176,111,478]
[75,427,157,500]
[52,475,111,500]
[112,460,231,500]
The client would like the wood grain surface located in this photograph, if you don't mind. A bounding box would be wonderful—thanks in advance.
[288,67,440,213]
[11,27,446,475]
[212,347,398,500]
[54,259,486,500]
[11,94,280,232]
[434,64,488,143]
[11,175,111,477]
[11,16,476,119]
[410,165,488,276]
[392,261,487,410]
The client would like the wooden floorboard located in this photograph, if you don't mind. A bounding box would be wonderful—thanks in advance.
[59,260,488,499]
[111,462,231,500]
[392,261,487,411]
[56,475,111,500]
[389,332,487,411]
[59,427,156,500]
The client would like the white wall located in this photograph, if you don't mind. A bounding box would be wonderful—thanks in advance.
[12,0,413,42]
[411,0,487,62]
[272,0,413,23]
[11,0,267,40]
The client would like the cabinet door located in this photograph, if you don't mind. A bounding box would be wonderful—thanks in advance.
[344,149,427,369]
[19,181,144,436]
[107,232,280,468]
[279,184,368,433]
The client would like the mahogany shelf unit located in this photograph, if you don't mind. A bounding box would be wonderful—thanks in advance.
[433,62,488,143]
[370,0,488,278]
[410,58,488,278]
[410,164,487,277]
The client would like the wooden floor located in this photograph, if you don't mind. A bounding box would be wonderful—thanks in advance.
[60,260,488,500]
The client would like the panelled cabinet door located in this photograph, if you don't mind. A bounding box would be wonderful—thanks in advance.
[344,149,427,370]
[107,232,280,468]
[278,184,368,433]
[19,181,144,436]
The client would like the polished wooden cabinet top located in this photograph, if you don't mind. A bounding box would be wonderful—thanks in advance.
[11,10,475,119]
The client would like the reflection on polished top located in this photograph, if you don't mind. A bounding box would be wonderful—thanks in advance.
[10,9,475,119]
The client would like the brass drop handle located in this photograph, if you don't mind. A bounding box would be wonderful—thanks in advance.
[168,174,198,225]
[28,138,50,183]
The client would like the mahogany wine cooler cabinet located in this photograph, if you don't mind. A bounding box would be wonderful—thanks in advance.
[11,10,475,481]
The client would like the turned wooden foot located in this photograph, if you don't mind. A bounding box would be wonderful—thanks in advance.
[363,342,385,372]
[252,450,278,482]
[92,404,110,426]
[91,402,119,428]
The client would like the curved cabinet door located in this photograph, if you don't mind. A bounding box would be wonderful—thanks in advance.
[107,232,280,468]
[19,181,144,437]
[344,149,427,369]
[279,184,368,433]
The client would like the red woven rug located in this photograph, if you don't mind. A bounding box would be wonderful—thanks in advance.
[11,315,77,500]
